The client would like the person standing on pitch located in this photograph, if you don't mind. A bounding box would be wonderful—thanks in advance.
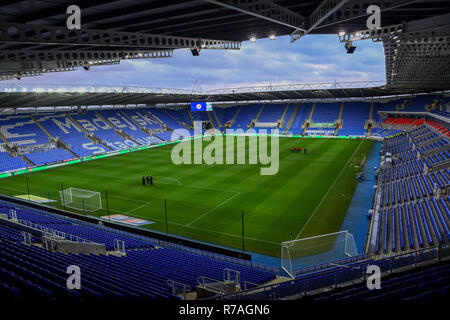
[146,175,150,184]
[304,148,307,155]
[150,175,153,186]
[142,176,146,186]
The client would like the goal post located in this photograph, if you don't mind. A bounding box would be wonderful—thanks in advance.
[281,230,358,278]
[59,187,102,212]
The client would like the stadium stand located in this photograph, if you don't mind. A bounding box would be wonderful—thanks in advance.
[69,111,139,151]
[367,122,450,257]
[314,262,450,301]
[1,96,449,173]
[0,199,276,300]
[35,113,107,157]
[0,151,28,172]
[338,102,370,136]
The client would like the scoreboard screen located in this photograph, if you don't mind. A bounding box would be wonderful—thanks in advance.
[191,102,213,112]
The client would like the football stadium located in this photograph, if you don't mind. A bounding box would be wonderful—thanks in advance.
[0,0,449,309]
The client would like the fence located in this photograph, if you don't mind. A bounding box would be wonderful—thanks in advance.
[0,197,280,275]
[212,244,450,300]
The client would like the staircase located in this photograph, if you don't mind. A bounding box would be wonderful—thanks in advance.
[187,107,195,128]
[226,105,242,128]
[0,128,34,165]
[29,115,79,158]
[212,109,222,128]
[279,103,290,129]
[302,102,316,134]
[66,113,113,151]
[0,131,15,157]
[163,109,191,130]
[120,111,152,136]
[334,102,345,136]
[246,104,264,132]
[29,115,53,139]
[367,102,374,136]
[95,111,141,145]
[283,104,299,134]
[207,112,216,129]
[20,155,34,166]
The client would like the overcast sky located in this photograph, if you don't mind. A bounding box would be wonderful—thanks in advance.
[7,34,386,91]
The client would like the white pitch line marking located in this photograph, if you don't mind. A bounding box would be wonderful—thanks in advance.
[295,140,363,240]
[186,191,242,226]
[126,202,151,214]
[109,208,279,246]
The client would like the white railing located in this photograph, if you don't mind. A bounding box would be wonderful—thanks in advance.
[0,83,201,95]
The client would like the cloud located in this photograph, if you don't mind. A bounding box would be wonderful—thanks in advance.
[5,35,385,90]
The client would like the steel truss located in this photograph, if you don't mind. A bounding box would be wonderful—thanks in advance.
[0,22,241,50]
[337,12,450,90]
[0,49,173,79]
[202,0,307,31]
[0,49,173,62]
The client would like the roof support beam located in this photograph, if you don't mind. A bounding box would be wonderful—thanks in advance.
[308,0,351,33]
[202,0,307,32]
[0,49,173,63]
[313,0,420,30]
[0,22,241,50]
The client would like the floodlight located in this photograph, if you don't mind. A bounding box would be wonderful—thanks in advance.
[345,41,356,54]
[249,35,256,43]
[269,34,276,40]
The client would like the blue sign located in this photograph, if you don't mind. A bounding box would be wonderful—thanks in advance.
[191,102,213,112]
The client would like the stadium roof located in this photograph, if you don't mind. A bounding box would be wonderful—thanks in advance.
[0,1,449,91]
[0,82,448,109]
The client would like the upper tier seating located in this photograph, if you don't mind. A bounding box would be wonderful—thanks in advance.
[0,116,48,146]
[338,102,370,136]
[35,114,106,157]
[69,111,138,151]
[96,109,157,145]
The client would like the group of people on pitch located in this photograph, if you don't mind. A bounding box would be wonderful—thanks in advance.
[142,175,153,186]
[291,147,307,154]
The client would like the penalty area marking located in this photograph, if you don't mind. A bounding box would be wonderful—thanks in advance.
[295,139,363,240]
[186,191,242,227]
[109,208,279,246]
[125,202,151,214]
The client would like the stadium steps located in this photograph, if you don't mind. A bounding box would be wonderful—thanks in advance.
[162,109,191,130]
[302,102,316,135]
[94,111,141,146]
[120,110,153,136]
[283,104,299,134]
[212,109,222,128]
[19,154,34,166]
[66,113,113,151]
[142,109,166,127]
[187,107,195,128]
[279,103,290,129]
[246,104,265,132]
[228,105,242,128]
[206,112,216,129]
[334,102,345,136]
[366,102,374,136]
[0,131,17,157]
[29,115,79,159]
[29,115,53,140]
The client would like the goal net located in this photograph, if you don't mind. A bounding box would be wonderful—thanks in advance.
[281,230,358,278]
[59,188,102,212]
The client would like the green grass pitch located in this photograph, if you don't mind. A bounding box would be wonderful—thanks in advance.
[0,137,373,257]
